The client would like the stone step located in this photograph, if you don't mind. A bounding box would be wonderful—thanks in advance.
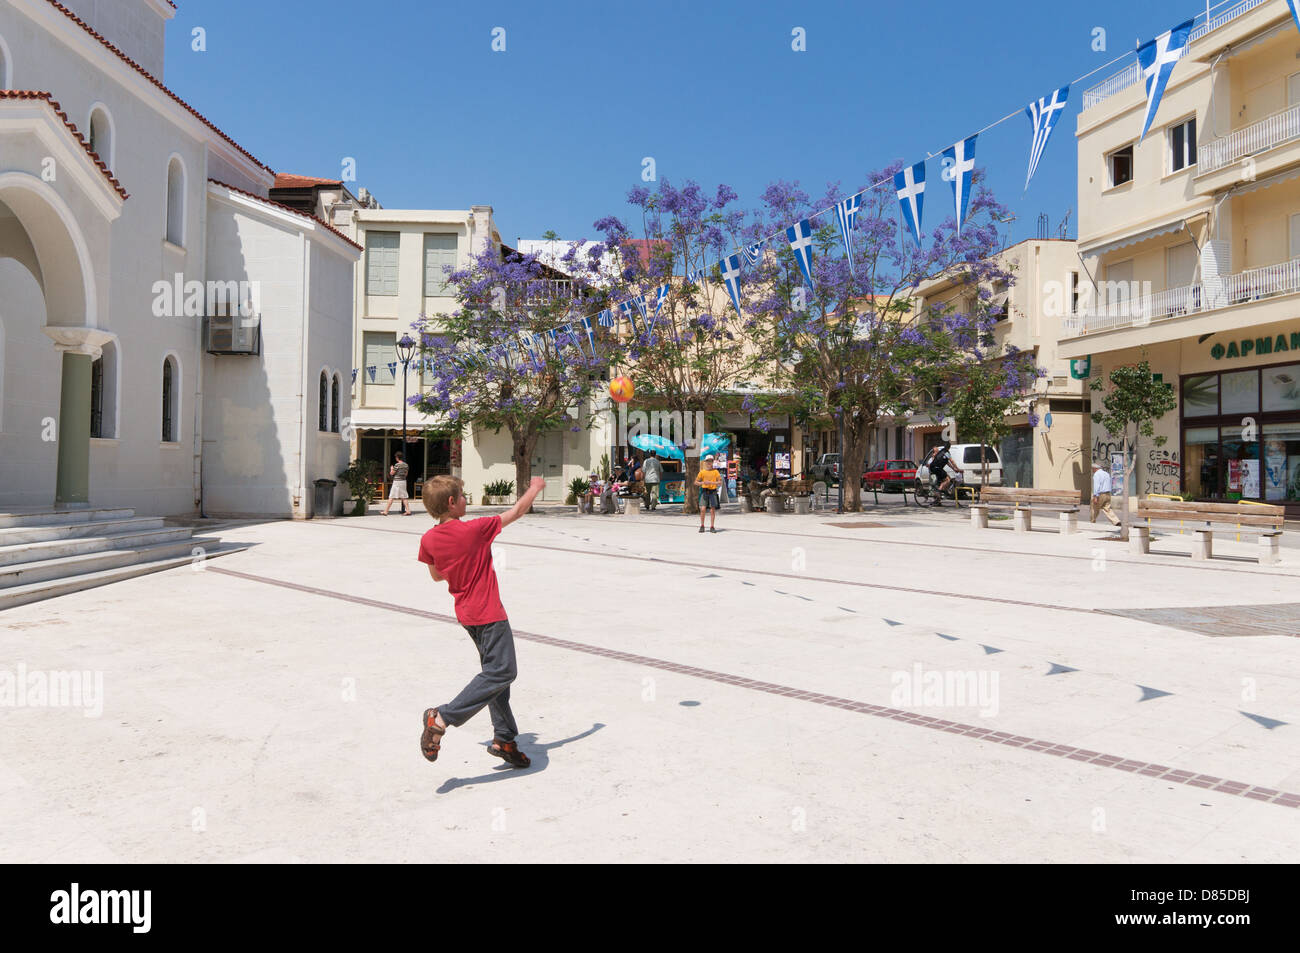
[0,516,166,546]
[0,541,247,611]
[0,526,196,568]
[0,507,135,529]
[0,535,219,590]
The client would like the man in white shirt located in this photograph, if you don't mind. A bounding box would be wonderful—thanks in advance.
[641,452,663,510]
[1091,462,1120,525]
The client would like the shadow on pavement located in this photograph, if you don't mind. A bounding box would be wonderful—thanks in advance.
[435,722,605,793]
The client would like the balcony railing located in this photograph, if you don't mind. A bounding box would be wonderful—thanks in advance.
[1081,0,1269,111]
[1063,256,1300,335]
[1199,102,1300,172]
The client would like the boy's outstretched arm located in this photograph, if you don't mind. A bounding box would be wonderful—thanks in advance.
[500,476,546,528]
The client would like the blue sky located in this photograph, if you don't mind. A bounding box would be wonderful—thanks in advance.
[165,0,1225,247]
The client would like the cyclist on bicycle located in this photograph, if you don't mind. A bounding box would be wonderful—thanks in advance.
[926,441,960,506]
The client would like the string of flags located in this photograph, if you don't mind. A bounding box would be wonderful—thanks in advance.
[382,6,1269,377]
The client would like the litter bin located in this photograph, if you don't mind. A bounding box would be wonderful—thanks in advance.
[313,478,337,519]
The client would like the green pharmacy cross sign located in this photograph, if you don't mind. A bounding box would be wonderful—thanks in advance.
[1211,332,1300,361]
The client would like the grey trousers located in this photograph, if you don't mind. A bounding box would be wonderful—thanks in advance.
[440,619,518,743]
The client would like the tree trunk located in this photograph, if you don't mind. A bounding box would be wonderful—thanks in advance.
[511,426,540,506]
[841,425,869,511]
[1119,433,1135,542]
[682,454,701,515]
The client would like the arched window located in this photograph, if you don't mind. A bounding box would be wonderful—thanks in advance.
[331,374,341,433]
[166,156,185,247]
[91,356,104,438]
[88,105,114,171]
[162,355,179,442]
[319,371,329,432]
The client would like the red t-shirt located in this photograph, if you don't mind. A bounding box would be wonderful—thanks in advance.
[417,516,506,625]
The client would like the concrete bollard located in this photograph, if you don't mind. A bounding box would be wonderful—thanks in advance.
[1259,533,1281,565]
[1059,511,1078,535]
[1130,525,1150,555]
[970,505,988,529]
[1192,529,1213,561]
[622,497,641,517]
[792,496,811,515]
[765,495,785,515]
[740,496,754,513]
[1013,508,1032,533]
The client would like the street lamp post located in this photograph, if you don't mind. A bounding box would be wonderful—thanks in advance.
[396,334,415,469]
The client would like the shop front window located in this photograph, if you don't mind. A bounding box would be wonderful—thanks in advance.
[1262,364,1300,414]
[1262,423,1300,502]
[1220,369,1258,416]
[1220,427,1260,502]
[1183,374,1218,417]
[1184,426,1219,499]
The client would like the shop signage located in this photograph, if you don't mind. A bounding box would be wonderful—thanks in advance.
[1210,332,1300,361]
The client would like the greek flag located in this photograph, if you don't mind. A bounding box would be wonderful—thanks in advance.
[692,268,706,284]
[367,366,376,382]
[893,161,926,248]
[351,368,357,384]
[717,253,744,317]
[941,135,978,235]
[581,315,597,353]
[387,361,398,378]
[834,194,862,275]
[1137,20,1194,141]
[619,298,641,334]
[1025,85,1069,190]
[785,219,816,286]
[648,284,670,334]
[1290,0,1300,34]
[596,308,614,327]
[740,240,765,267]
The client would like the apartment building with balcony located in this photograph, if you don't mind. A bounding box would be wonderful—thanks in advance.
[913,239,1090,494]
[1064,0,1300,514]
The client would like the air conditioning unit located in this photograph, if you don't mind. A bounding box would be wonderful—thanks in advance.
[205,313,261,355]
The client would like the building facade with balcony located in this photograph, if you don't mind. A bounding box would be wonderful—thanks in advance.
[914,239,1090,495]
[0,0,360,519]
[1064,0,1300,514]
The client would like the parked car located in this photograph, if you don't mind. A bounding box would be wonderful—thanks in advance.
[862,459,917,492]
[916,444,1003,490]
[809,453,841,483]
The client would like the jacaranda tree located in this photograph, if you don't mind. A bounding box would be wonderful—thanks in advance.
[741,168,1027,510]
[411,241,622,498]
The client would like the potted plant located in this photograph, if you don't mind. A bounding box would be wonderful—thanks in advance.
[338,459,381,516]
[482,479,515,506]
[566,476,590,506]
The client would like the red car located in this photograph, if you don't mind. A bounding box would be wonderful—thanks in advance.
[861,459,917,492]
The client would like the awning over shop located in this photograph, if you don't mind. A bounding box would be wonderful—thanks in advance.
[1081,214,1204,259]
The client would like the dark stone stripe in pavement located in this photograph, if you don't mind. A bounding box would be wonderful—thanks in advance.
[1099,604,1300,638]
[206,565,1300,811]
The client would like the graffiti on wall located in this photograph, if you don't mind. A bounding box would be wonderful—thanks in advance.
[1144,448,1180,496]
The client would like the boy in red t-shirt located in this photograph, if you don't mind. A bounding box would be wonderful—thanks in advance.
[417,474,544,768]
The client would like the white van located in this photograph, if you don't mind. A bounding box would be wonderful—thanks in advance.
[916,444,1003,488]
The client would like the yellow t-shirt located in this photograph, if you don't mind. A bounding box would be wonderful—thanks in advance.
[697,468,722,490]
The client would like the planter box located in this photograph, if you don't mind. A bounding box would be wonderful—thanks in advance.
[345,498,368,517]
[482,495,513,506]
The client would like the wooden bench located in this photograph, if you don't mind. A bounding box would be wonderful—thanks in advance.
[971,487,1081,534]
[1135,499,1285,564]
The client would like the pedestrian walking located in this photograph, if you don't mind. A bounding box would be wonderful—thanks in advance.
[417,474,545,768]
[641,452,663,510]
[1091,462,1120,526]
[383,451,411,515]
[697,453,722,533]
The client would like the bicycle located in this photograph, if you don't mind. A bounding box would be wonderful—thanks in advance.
[915,470,963,507]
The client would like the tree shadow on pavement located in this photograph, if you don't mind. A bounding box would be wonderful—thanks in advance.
[435,722,605,794]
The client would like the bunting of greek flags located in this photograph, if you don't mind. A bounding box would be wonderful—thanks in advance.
[893,161,926,248]
[1137,20,1194,142]
[1025,85,1068,190]
[785,219,816,286]
[648,283,670,335]
[941,135,977,235]
[718,253,744,317]
[740,241,765,267]
[834,194,861,275]
[597,308,614,327]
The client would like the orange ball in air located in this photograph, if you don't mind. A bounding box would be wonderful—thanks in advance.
[609,375,634,403]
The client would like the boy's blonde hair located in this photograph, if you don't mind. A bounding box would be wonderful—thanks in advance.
[423,475,463,517]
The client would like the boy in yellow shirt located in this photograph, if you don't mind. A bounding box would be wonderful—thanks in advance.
[697,453,722,534]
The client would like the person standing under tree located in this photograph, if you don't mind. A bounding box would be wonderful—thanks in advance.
[641,452,663,511]
[697,453,722,533]
[418,474,545,768]
[383,450,411,516]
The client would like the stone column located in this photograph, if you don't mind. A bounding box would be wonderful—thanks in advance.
[43,328,113,510]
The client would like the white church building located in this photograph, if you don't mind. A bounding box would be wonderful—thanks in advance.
[0,0,360,524]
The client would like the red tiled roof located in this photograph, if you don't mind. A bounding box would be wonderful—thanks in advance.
[209,178,362,252]
[44,0,273,174]
[273,173,343,189]
[0,90,129,200]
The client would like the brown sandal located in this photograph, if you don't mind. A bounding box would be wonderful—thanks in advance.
[487,739,530,768]
[421,708,446,762]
